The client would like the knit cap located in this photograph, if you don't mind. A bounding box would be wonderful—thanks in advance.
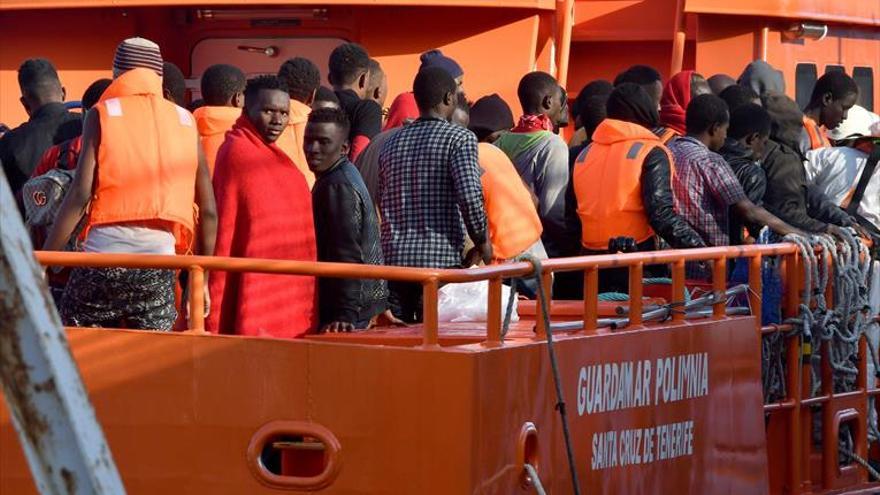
[468,94,515,134]
[419,49,463,79]
[113,37,163,77]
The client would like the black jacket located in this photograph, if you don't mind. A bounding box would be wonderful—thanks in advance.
[762,93,850,233]
[641,147,705,249]
[563,144,705,251]
[719,138,765,244]
[312,158,388,327]
[0,102,81,195]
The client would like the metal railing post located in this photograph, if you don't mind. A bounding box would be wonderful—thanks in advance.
[671,259,685,323]
[628,262,643,326]
[422,278,440,348]
[583,267,598,331]
[712,256,727,319]
[188,265,206,333]
[486,277,502,346]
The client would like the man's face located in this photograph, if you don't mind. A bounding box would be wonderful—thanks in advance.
[547,86,568,127]
[746,132,769,161]
[821,92,859,130]
[246,89,289,143]
[304,121,348,174]
[644,80,663,111]
[709,119,729,152]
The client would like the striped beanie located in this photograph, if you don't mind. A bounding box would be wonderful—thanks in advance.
[113,37,163,77]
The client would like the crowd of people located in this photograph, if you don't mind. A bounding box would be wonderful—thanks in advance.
[1,37,877,336]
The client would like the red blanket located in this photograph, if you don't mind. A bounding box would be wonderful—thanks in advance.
[660,70,694,135]
[207,115,317,338]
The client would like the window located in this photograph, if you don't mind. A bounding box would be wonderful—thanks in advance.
[853,67,874,111]
[825,65,846,75]
[795,63,818,109]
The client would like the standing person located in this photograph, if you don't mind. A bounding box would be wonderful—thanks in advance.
[208,75,317,338]
[493,71,569,258]
[162,62,187,106]
[571,83,704,292]
[738,60,786,97]
[43,37,217,331]
[455,95,544,265]
[719,85,761,113]
[707,74,736,95]
[366,59,388,110]
[801,71,859,153]
[277,57,322,187]
[614,65,664,110]
[380,49,464,132]
[193,63,245,175]
[1,58,82,196]
[31,78,112,178]
[761,92,853,234]
[805,105,880,237]
[328,42,382,161]
[659,70,711,137]
[313,86,340,110]
[718,103,774,244]
[568,79,613,148]
[378,67,491,322]
[306,107,396,331]
[668,94,800,253]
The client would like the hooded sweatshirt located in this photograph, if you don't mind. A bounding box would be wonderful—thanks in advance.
[761,93,850,232]
[193,105,240,176]
[738,60,786,96]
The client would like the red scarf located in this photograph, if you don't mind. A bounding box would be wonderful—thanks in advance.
[660,70,694,135]
[512,114,554,133]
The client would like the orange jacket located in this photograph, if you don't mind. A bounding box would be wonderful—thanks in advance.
[478,142,543,260]
[803,115,829,150]
[89,68,198,252]
[573,119,670,250]
[655,126,680,145]
[276,99,315,188]
[193,105,240,176]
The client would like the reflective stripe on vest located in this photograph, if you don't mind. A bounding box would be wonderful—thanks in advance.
[574,122,667,250]
[804,116,829,150]
[89,82,199,253]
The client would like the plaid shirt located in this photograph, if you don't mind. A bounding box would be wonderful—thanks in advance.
[378,118,487,268]
[668,136,747,247]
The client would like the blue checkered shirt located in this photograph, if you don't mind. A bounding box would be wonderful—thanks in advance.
[378,118,487,268]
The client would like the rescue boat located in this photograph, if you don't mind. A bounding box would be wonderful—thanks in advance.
[1,0,879,494]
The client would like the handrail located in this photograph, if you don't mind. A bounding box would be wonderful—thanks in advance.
[35,242,799,344]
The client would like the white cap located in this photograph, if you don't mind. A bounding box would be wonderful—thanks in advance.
[828,104,880,141]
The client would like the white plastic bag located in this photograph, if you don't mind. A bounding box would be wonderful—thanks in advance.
[437,280,519,323]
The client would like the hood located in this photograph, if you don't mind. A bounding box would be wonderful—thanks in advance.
[384,92,419,131]
[193,106,241,136]
[591,118,660,145]
[738,60,785,96]
[660,70,694,135]
[763,92,804,149]
[99,67,163,102]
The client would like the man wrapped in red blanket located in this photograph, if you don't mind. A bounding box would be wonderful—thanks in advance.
[208,75,317,338]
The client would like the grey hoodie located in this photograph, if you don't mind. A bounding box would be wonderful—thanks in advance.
[738,60,786,96]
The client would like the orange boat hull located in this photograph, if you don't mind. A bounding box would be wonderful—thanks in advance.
[1,317,768,493]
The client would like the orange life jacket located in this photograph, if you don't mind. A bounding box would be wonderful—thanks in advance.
[655,126,680,145]
[276,99,316,188]
[89,68,198,252]
[803,115,830,150]
[193,105,240,176]
[478,142,543,260]
[573,119,672,250]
